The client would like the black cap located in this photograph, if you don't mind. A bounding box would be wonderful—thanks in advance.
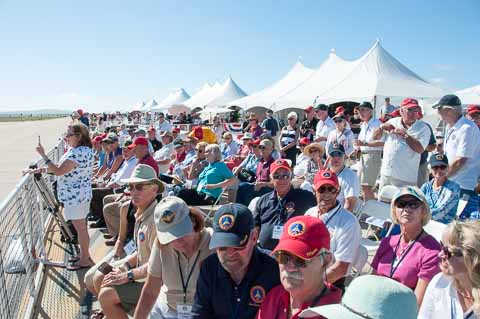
[209,203,253,249]
[328,142,345,155]
[358,101,373,109]
[314,104,329,111]
[432,94,462,110]
[428,152,449,167]
[173,139,184,147]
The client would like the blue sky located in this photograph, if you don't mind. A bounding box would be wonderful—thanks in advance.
[0,0,478,112]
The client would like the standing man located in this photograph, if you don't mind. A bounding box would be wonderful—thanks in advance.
[155,112,173,140]
[355,101,384,200]
[314,104,335,148]
[261,109,280,139]
[305,170,362,292]
[433,94,480,219]
[381,97,397,117]
[257,216,341,318]
[192,204,280,319]
[374,98,431,189]
[299,105,319,142]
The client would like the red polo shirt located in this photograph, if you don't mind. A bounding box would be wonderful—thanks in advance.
[256,283,341,319]
[256,156,275,182]
[139,154,159,176]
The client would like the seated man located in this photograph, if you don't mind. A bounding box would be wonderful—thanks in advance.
[254,159,317,252]
[154,131,175,174]
[305,170,362,292]
[192,203,280,318]
[257,216,342,318]
[87,165,163,318]
[326,143,360,212]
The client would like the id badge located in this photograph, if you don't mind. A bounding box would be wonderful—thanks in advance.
[176,303,193,319]
[124,240,137,255]
[272,225,284,239]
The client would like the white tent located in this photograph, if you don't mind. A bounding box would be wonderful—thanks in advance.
[131,101,146,111]
[314,41,444,107]
[158,88,191,108]
[142,99,159,112]
[184,82,222,108]
[227,61,314,110]
[456,85,480,105]
[273,50,357,111]
[204,77,247,108]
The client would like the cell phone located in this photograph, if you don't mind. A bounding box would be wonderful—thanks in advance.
[38,135,41,144]
[98,262,113,275]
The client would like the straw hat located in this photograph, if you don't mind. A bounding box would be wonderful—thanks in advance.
[304,142,325,157]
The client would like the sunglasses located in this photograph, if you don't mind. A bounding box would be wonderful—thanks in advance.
[128,183,154,191]
[196,149,204,153]
[259,145,268,150]
[66,133,78,137]
[334,119,345,123]
[432,165,447,171]
[440,241,463,259]
[317,185,337,194]
[395,199,422,209]
[274,251,317,268]
[288,118,296,120]
[272,173,291,180]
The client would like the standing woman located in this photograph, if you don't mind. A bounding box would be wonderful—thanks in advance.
[419,220,480,318]
[371,186,441,306]
[36,124,95,270]
[326,113,355,157]
[280,111,299,166]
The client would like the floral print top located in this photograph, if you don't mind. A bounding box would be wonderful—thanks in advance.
[57,146,95,206]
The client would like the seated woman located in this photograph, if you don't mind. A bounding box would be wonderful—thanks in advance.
[220,132,239,160]
[419,220,480,319]
[233,138,261,183]
[134,197,214,319]
[293,142,325,192]
[177,144,235,205]
[420,152,460,224]
[371,186,441,306]
[236,139,275,205]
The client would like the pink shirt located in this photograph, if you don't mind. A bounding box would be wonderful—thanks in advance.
[371,233,440,290]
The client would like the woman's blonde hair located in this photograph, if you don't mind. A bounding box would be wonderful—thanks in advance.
[446,220,480,315]
[389,186,431,227]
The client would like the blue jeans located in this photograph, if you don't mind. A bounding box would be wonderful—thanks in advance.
[236,182,273,206]
[459,189,480,220]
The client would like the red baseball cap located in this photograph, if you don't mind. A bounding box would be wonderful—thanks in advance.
[401,98,420,109]
[335,106,345,114]
[128,136,148,149]
[93,136,104,143]
[299,137,310,146]
[193,126,204,139]
[467,104,480,115]
[389,109,401,118]
[313,169,339,190]
[304,105,314,113]
[272,216,330,260]
[270,159,291,174]
[248,138,261,146]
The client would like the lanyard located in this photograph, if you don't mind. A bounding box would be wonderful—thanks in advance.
[430,184,445,208]
[322,204,342,226]
[178,251,201,303]
[389,231,423,278]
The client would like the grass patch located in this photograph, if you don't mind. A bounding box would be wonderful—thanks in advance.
[0,114,68,122]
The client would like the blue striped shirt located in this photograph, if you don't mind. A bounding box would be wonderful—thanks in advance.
[421,179,461,224]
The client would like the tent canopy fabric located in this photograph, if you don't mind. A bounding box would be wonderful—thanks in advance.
[273,50,357,111]
[204,76,247,108]
[227,61,314,110]
[184,82,223,108]
[456,85,480,105]
[157,88,191,108]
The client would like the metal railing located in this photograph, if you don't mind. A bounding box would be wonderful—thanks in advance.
[0,139,65,319]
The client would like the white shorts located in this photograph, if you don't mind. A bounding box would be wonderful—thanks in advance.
[63,201,90,221]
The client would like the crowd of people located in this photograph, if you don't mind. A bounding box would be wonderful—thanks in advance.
[31,94,480,318]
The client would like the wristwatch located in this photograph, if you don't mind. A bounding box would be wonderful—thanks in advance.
[127,270,135,283]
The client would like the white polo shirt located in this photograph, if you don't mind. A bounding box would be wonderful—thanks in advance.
[336,166,360,207]
[155,120,173,140]
[315,117,335,147]
[153,142,174,174]
[358,118,383,152]
[305,203,361,274]
[380,118,431,184]
[444,116,480,190]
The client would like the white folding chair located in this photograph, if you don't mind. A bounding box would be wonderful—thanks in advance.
[423,220,447,243]
[356,199,393,255]
[456,199,468,219]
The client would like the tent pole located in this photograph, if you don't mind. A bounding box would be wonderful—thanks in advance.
[373,95,377,119]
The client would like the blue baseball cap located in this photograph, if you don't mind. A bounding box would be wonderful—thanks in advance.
[432,94,462,112]
[209,203,253,249]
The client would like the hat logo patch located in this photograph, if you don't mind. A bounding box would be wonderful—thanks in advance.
[275,160,284,165]
[435,154,443,160]
[288,221,306,237]
[160,210,176,224]
[322,171,331,178]
[285,202,295,213]
[250,285,266,304]
[219,214,235,231]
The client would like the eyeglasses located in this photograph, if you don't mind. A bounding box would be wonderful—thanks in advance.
[66,133,78,137]
[432,165,447,171]
[329,151,344,158]
[272,173,291,180]
[288,117,296,121]
[128,183,154,192]
[395,199,422,209]
[317,185,337,194]
[440,241,463,259]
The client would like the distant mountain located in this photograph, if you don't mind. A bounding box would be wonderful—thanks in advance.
[0,109,70,115]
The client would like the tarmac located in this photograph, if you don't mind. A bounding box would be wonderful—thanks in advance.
[0,117,71,202]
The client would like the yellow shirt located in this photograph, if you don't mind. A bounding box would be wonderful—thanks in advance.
[188,127,217,144]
